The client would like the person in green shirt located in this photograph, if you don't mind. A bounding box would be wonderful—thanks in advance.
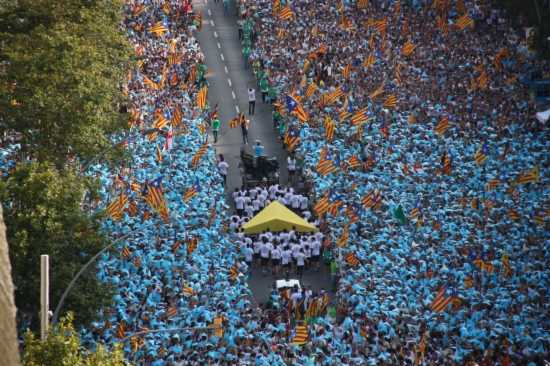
[267,84,277,104]
[198,63,208,87]
[242,45,250,69]
[211,117,221,143]
[273,109,282,129]
[259,76,269,103]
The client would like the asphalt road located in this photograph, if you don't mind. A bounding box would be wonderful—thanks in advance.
[194,0,333,303]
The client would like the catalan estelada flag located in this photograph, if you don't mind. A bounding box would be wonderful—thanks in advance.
[401,41,416,56]
[455,14,474,30]
[345,252,360,267]
[324,117,335,142]
[363,54,376,68]
[383,94,397,108]
[337,225,349,248]
[305,82,318,98]
[369,82,385,99]
[347,155,362,169]
[430,287,454,312]
[278,6,294,20]
[106,193,128,221]
[513,166,539,185]
[171,105,182,127]
[191,143,209,168]
[149,21,168,36]
[196,86,208,109]
[474,144,488,165]
[314,193,331,216]
[434,116,449,136]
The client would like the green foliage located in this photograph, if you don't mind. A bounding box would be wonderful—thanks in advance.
[0,162,112,329]
[22,313,131,366]
[0,0,133,167]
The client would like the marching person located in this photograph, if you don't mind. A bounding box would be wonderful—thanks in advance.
[217,154,229,186]
[248,86,256,115]
[241,117,250,144]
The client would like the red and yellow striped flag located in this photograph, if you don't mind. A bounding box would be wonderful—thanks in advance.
[156,145,163,163]
[345,252,360,267]
[357,0,369,9]
[363,54,376,68]
[171,105,183,127]
[191,143,209,168]
[149,22,168,36]
[434,116,450,136]
[196,86,208,109]
[278,6,294,20]
[514,166,539,185]
[369,82,385,99]
[342,64,352,79]
[337,225,349,247]
[455,14,474,30]
[291,325,308,345]
[383,94,397,109]
[305,82,318,98]
[324,117,336,142]
[401,41,416,57]
[314,193,331,216]
[106,193,129,221]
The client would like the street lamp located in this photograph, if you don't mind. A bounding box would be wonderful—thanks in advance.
[51,222,155,325]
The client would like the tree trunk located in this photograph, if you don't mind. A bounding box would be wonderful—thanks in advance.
[0,205,21,366]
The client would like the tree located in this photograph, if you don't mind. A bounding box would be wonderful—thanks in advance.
[22,313,131,366]
[0,0,133,167]
[0,162,113,330]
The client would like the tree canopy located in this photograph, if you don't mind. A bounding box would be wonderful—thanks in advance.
[0,162,113,329]
[0,0,133,166]
[22,313,131,366]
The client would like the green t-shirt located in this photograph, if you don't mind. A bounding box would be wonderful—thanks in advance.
[330,260,338,275]
[259,77,269,92]
[212,118,220,131]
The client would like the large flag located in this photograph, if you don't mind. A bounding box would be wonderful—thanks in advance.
[196,86,208,109]
[342,64,352,79]
[324,117,335,142]
[350,107,369,126]
[305,82,318,98]
[191,142,209,168]
[434,116,450,136]
[455,14,474,30]
[383,95,397,108]
[143,75,159,90]
[171,105,183,127]
[314,193,331,216]
[514,166,539,185]
[183,179,200,202]
[430,287,455,312]
[106,193,129,221]
[368,82,385,99]
[149,21,168,36]
[372,18,388,36]
[286,94,309,122]
[345,252,360,267]
[278,6,294,20]
[401,41,416,57]
[284,130,301,152]
[474,144,488,165]
[316,155,338,176]
[363,54,376,68]
[337,225,349,247]
[291,324,308,345]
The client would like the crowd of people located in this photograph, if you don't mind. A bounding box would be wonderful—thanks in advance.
[1,0,546,364]
[235,0,549,364]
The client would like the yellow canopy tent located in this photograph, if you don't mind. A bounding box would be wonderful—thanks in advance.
[241,201,318,234]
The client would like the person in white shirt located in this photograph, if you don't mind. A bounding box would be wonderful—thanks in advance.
[259,238,272,270]
[244,204,254,218]
[270,245,281,275]
[291,241,301,259]
[248,87,256,115]
[310,237,322,270]
[281,246,292,274]
[290,286,302,308]
[217,154,229,186]
[295,249,306,278]
[290,194,301,211]
[299,195,308,211]
[243,244,253,266]
[235,194,245,216]
[252,197,261,213]
[249,187,258,200]
[287,154,297,184]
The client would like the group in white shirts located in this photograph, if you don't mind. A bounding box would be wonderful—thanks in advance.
[231,184,315,223]
[234,228,324,277]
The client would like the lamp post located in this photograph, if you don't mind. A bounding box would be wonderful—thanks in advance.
[51,223,155,325]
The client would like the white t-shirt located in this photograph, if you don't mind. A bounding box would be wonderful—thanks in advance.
[295,252,306,266]
[287,157,296,171]
[310,240,321,256]
[235,196,245,210]
[300,196,308,210]
[271,247,281,260]
[243,246,253,262]
[248,88,256,102]
[281,249,292,265]
[253,241,262,254]
[291,243,302,258]
[290,194,301,209]
[252,199,261,211]
[260,242,273,258]
[218,161,229,176]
